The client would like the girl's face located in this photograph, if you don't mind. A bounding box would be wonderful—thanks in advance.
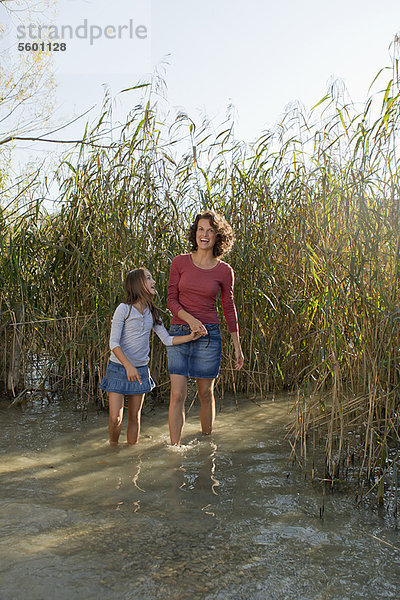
[196,218,217,251]
[143,270,156,296]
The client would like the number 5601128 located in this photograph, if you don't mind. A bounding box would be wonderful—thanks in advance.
[18,42,67,51]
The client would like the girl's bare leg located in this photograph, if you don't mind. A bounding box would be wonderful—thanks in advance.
[126,394,145,445]
[108,392,124,445]
[169,374,188,445]
[197,378,216,435]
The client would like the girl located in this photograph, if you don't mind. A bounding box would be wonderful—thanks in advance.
[167,210,244,446]
[100,268,202,445]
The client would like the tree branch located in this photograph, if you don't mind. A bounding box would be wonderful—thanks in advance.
[0,135,114,148]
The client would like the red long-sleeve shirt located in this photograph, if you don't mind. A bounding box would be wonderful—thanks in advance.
[167,254,238,333]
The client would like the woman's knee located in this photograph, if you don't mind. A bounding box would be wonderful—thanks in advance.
[199,391,213,406]
[197,381,214,404]
[170,388,186,408]
[170,378,187,406]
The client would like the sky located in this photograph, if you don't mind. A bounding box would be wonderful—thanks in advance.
[1,0,400,173]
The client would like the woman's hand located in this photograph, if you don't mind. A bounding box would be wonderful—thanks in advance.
[234,347,244,370]
[176,309,208,336]
[187,316,208,336]
[125,364,142,384]
[230,332,244,370]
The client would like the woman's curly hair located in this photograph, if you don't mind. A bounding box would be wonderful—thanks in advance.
[188,210,235,258]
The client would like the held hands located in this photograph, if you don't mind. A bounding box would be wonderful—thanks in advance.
[172,328,206,346]
[189,330,206,340]
[125,364,142,384]
[187,317,208,336]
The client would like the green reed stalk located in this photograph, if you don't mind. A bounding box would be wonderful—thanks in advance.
[1,64,400,504]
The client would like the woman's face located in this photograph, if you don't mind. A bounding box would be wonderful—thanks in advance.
[196,218,217,251]
[143,270,156,296]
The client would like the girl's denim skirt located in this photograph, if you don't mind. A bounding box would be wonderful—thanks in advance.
[99,361,155,395]
[167,323,222,379]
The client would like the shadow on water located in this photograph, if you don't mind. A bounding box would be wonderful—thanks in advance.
[0,396,399,600]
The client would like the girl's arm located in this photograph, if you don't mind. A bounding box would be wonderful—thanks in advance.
[173,330,203,345]
[109,304,141,383]
[111,346,142,383]
[154,321,206,346]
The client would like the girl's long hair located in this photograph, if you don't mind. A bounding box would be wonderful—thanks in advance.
[124,268,161,325]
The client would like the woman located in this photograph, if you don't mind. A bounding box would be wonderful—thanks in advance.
[167,210,244,445]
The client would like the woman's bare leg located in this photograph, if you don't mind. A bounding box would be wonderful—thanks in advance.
[126,394,145,445]
[108,392,124,445]
[169,374,188,445]
[197,378,216,435]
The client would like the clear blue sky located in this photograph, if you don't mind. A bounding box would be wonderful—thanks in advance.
[151,0,399,140]
[2,0,400,166]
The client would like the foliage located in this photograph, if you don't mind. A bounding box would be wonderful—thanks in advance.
[1,63,400,504]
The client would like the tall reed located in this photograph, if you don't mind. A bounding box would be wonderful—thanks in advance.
[1,64,399,504]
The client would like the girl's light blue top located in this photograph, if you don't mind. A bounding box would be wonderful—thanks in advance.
[109,303,173,367]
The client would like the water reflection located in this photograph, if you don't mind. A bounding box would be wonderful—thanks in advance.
[0,398,399,600]
[166,439,221,521]
[131,456,145,492]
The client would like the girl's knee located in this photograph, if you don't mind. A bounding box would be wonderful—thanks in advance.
[128,408,141,422]
[109,414,123,428]
[127,396,144,419]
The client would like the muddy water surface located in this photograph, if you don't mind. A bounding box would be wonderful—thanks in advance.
[0,396,399,599]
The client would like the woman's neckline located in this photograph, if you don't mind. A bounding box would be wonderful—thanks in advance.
[189,253,221,271]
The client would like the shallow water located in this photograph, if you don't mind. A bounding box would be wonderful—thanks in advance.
[0,396,399,600]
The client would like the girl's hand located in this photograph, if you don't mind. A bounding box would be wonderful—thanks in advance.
[234,347,244,370]
[125,364,142,384]
[189,330,204,340]
[187,317,207,336]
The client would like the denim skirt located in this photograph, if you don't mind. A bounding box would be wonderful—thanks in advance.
[167,323,222,379]
[99,361,155,395]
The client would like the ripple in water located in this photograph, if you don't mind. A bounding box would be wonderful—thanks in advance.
[0,397,399,600]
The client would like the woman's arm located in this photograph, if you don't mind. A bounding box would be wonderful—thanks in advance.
[167,256,207,335]
[220,265,239,333]
[166,257,184,316]
[176,309,207,335]
[221,266,244,370]
[230,331,244,370]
